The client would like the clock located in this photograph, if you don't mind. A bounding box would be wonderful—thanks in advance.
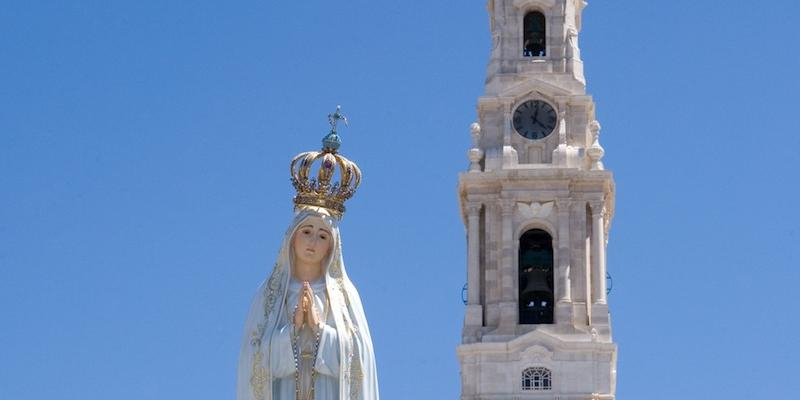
[513,100,557,140]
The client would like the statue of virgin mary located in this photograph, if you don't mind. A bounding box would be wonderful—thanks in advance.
[237,108,379,400]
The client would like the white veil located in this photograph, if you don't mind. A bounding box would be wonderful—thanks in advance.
[237,209,379,400]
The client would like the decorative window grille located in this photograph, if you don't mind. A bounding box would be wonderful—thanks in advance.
[522,367,552,391]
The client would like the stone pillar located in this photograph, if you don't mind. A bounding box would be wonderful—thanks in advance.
[500,199,515,302]
[571,201,588,304]
[589,201,607,305]
[498,199,517,328]
[501,103,518,169]
[556,198,572,303]
[503,105,512,146]
[569,201,589,325]
[485,203,497,302]
[484,202,500,327]
[466,203,482,305]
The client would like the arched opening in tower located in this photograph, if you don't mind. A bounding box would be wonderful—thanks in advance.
[523,11,546,57]
[518,229,554,324]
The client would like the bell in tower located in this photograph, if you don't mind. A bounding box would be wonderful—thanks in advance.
[522,11,546,57]
[518,229,554,325]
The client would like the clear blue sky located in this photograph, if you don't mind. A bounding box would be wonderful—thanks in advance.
[2,1,799,399]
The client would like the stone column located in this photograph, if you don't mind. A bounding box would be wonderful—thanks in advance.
[571,200,591,325]
[500,199,515,302]
[503,104,512,146]
[498,199,517,329]
[556,198,572,303]
[589,201,607,305]
[484,202,499,327]
[466,203,481,305]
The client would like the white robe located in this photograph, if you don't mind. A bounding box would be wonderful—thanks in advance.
[237,210,379,400]
[269,279,339,399]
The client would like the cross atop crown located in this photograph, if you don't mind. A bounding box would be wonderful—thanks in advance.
[322,105,348,153]
[328,105,348,134]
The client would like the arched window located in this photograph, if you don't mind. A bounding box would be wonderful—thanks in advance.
[518,229,554,324]
[522,367,552,391]
[523,12,546,57]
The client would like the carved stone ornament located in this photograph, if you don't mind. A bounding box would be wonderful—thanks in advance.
[500,199,517,215]
[554,198,571,214]
[587,120,605,171]
[515,201,554,221]
[588,200,606,217]
[468,122,484,173]
[522,345,553,363]
[512,0,556,10]
[470,122,481,147]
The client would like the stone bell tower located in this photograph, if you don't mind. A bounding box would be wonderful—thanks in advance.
[457,0,617,399]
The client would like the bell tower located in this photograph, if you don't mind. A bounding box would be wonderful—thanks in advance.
[457,0,617,399]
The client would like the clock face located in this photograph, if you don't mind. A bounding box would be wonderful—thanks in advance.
[513,100,557,140]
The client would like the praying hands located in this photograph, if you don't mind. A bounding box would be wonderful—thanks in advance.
[293,282,321,330]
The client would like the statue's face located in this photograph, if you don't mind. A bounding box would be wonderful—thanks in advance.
[292,216,332,269]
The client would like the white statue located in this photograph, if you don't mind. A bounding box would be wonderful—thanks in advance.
[238,108,378,400]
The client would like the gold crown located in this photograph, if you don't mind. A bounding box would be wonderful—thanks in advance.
[290,106,362,219]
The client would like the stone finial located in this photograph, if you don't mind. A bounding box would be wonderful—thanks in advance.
[587,120,605,171]
[470,122,481,147]
[468,122,484,173]
[589,120,601,140]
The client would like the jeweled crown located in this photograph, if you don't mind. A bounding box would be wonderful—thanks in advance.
[290,106,361,219]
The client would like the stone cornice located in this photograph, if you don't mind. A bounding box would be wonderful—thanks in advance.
[459,168,614,187]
